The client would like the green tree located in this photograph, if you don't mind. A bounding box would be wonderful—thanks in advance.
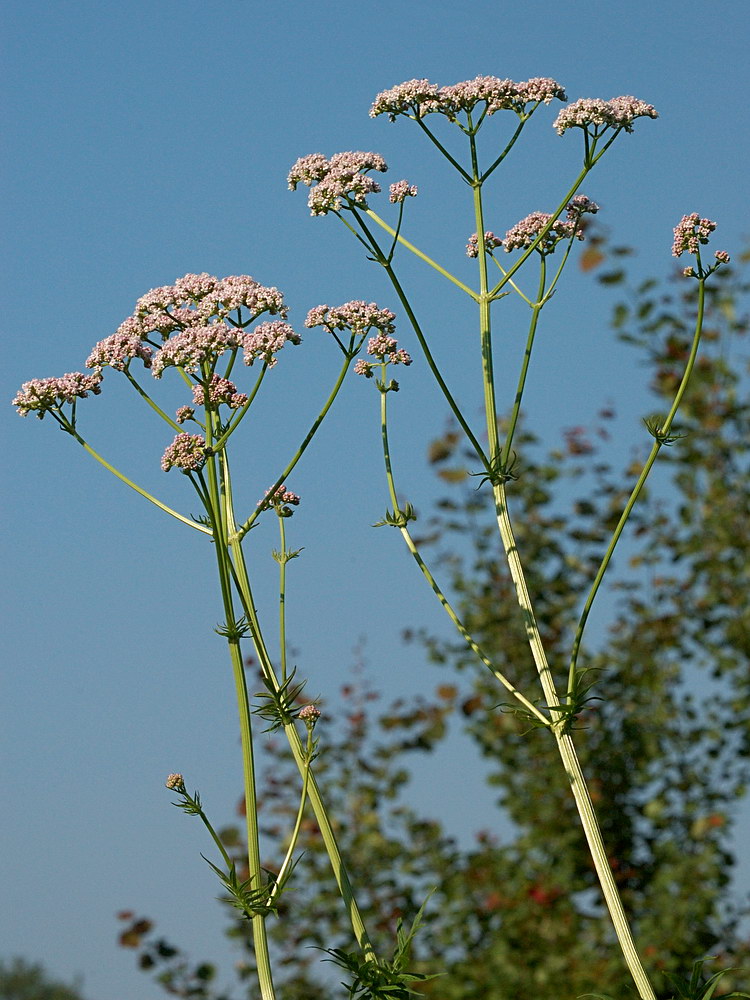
[123,237,750,998]
[0,959,88,1000]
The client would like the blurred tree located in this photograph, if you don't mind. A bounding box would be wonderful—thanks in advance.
[0,958,88,1000]
[123,236,750,998]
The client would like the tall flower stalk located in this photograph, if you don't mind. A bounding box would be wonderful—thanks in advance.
[289,75,731,998]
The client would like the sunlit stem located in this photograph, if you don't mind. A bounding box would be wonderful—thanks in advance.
[378,379,547,723]
[470,154,499,464]
[220,459,377,964]
[365,210,479,301]
[232,350,353,543]
[414,116,472,181]
[567,278,707,693]
[53,416,211,535]
[211,363,268,453]
[124,369,183,432]
[204,414,276,1000]
[350,208,491,477]
[276,511,290,684]
[492,482,656,1000]
[267,730,313,909]
[500,257,546,468]
[489,163,591,298]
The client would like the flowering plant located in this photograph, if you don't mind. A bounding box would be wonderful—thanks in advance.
[14,73,744,1000]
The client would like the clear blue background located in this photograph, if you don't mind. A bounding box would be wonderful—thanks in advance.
[2,1,748,996]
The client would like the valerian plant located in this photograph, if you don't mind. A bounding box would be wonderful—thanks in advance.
[14,73,748,999]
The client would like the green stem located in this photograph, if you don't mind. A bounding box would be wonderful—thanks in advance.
[414,117,472,181]
[470,161,500,466]
[500,257,546,467]
[379,372,546,723]
[488,163,592,299]
[350,208,492,477]
[232,350,353,543]
[567,279,707,692]
[364,210,479,301]
[221,459,378,964]
[60,422,211,535]
[492,482,656,1000]
[204,438,276,1000]
[211,364,268,454]
[277,512,289,684]
[124,370,184,432]
[267,732,312,909]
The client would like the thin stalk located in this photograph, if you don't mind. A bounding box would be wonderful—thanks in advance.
[57,419,211,535]
[470,157,500,464]
[492,482,656,1000]
[489,163,591,298]
[266,744,311,909]
[211,363,268,453]
[276,512,289,684]
[364,210,479,300]
[480,115,527,182]
[204,426,276,1000]
[378,381,547,724]
[500,258,546,468]
[414,117,472,181]
[124,369,184,432]
[350,208,492,477]
[567,279,707,691]
[232,350,353,543]
[220,459,378,964]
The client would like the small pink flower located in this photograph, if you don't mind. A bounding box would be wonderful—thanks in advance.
[13,372,103,418]
[289,151,388,216]
[257,484,301,511]
[714,250,730,264]
[192,375,247,408]
[305,301,395,336]
[389,180,418,203]
[175,406,195,424]
[165,773,184,790]
[242,321,301,368]
[466,231,502,258]
[86,332,153,372]
[672,214,717,257]
[553,96,657,135]
[161,433,207,473]
[503,211,584,254]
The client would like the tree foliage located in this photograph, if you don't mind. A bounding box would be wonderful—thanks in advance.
[122,235,750,998]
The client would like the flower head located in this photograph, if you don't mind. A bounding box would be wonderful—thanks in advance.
[161,433,207,473]
[86,332,153,372]
[305,301,396,337]
[503,211,586,254]
[192,375,248,409]
[370,79,443,120]
[672,214,717,257]
[298,704,321,728]
[466,231,503,258]
[151,323,245,378]
[165,773,185,791]
[389,180,418,204]
[257,484,301,513]
[554,96,658,135]
[13,372,103,418]
[242,321,301,368]
[288,151,388,216]
[371,75,565,122]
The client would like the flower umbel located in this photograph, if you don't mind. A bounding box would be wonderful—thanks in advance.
[553,96,658,135]
[13,372,103,418]
[161,433,207,473]
[672,214,717,257]
[466,231,503,258]
[288,151,388,216]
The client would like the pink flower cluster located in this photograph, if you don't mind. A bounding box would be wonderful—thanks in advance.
[298,704,321,725]
[305,301,396,337]
[354,334,412,378]
[671,214,717,257]
[389,180,418,204]
[503,197,599,254]
[192,375,248,409]
[86,332,153,372]
[13,372,103,418]
[288,151,388,216]
[243,321,301,368]
[257,484,301,510]
[151,324,246,378]
[370,76,566,121]
[175,406,195,424]
[161,433,207,473]
[85,274,291,377]
[466,231,503,258]
[553,96,658,135]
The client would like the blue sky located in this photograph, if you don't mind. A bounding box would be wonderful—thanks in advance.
[2,1,749,996]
